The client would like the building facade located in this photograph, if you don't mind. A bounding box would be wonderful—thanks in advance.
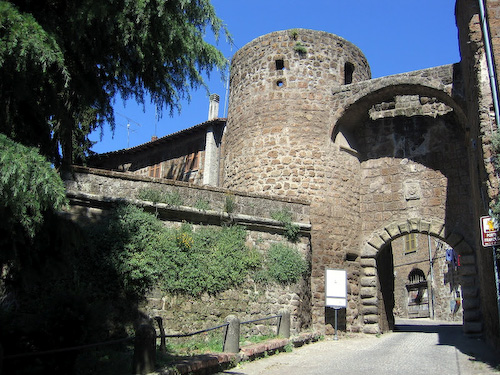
[86,0,500,346]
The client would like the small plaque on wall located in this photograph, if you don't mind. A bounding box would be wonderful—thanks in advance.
[404,181,421,201]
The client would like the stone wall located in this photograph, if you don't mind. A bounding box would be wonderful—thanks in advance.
[64,166,309,224]
[220,26,480,335]
[63,167,313,335]
[145,222,312,336]
[456,0,500,346]
[222,29,371,198]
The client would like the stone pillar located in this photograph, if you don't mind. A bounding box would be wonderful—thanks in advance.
[132,320,156,375]
[203,94,220,186]
[278,310,290,338]
[223,315,240,353]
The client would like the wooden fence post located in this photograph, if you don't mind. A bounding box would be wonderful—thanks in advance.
[154,316,166,353]
[223,315,240,353]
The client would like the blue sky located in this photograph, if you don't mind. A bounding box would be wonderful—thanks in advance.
[89,0,460,154]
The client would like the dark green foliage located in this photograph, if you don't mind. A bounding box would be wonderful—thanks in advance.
[0,211,135,375]
[0,134,68,240]
[266,243,307,284]
[87,205,260,296]
[0,0,230,165]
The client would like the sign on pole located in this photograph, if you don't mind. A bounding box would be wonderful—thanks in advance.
[480,216,500,247]
[325,269,347,308]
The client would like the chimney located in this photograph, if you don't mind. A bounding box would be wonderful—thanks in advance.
[208,93,220,121]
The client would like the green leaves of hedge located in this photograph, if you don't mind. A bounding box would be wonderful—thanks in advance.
[87,205,260,297]
[266,243,308,284]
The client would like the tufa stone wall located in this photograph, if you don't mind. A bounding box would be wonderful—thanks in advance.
[63,167,313,334]
[456,0,500,346]
[222,29,370,198]
[221,26,479,335]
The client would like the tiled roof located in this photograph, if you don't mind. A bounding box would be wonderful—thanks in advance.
[94,118,226,157]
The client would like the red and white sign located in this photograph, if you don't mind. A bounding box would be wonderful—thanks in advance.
[480,216,500,247]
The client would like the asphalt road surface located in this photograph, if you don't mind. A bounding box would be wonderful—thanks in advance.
[218,319,500,375]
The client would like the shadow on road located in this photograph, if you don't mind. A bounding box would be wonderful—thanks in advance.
[394,320,500,371]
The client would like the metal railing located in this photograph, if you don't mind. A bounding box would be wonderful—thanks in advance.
[2,311,291,375]
[151,310,291,359]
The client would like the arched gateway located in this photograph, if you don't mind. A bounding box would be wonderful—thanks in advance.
[361,219,480,334]
[85,26,495,339]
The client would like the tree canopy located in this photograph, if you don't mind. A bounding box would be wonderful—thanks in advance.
[0,0,229,166]
[0,133,68,238]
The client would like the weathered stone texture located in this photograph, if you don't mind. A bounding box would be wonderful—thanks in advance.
[456,0,500,344]
[64,166,310,223]
[65,13,500,343]
[219,27,479,334]
[64,168,313,335]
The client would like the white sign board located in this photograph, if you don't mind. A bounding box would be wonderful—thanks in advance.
[481,216,500,247]
[325,269,347,308]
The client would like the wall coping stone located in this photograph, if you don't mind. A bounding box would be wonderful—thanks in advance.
[66,191,312,235]
[67,166,311,206]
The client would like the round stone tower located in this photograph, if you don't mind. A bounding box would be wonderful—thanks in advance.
[221,29,371,198]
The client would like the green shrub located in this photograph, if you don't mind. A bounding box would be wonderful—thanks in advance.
[224,193,235,213]
[137,188,183,206]
[294,42,307,55]
[289,29,299,40]
[266,243,307,284]
[194,198,211,211]
[86,205,260,296]
[271,208,300,242]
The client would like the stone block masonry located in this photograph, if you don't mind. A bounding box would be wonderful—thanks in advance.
[221,26,479,335]
[70,12,500,344]
[63,166,313,335]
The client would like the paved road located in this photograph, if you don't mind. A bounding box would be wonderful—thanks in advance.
[218,319,500,375]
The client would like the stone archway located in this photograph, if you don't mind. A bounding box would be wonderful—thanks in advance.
[360,218,482,334]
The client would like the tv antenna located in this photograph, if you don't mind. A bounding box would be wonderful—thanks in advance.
[116,112,142,148]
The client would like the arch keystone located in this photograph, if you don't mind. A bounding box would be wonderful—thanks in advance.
[407,218,420,231]
[419,220,431,233]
